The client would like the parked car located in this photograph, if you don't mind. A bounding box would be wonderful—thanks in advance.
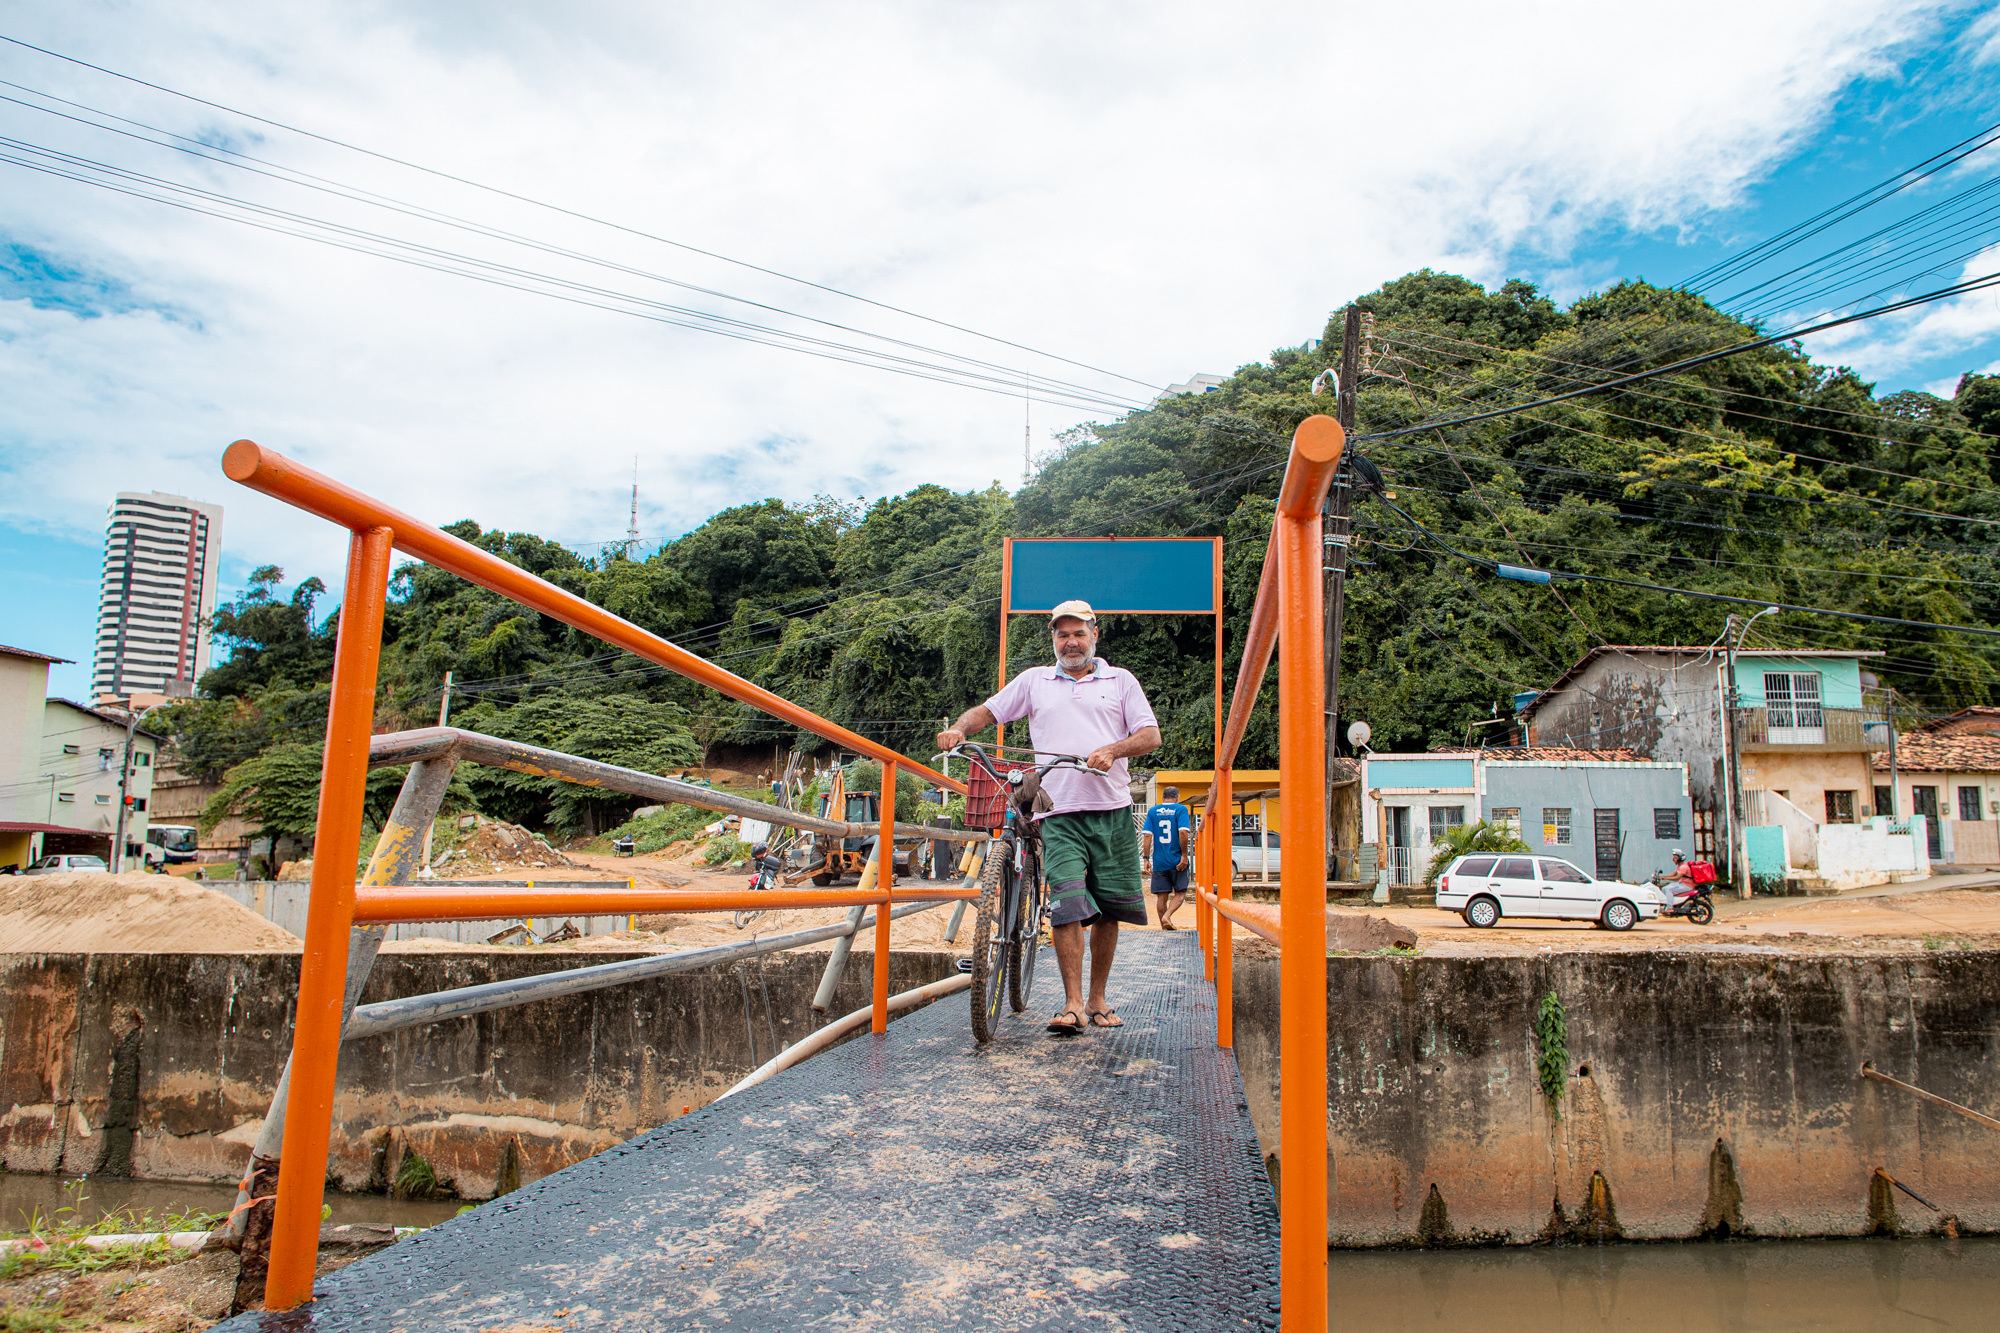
[23,854,110,876]
[1230,830,1280,876]
[1434,853,1664,931]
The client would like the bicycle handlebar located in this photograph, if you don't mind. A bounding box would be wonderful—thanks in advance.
[946,741,1095,786]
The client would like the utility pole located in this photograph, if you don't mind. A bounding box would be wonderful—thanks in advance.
[111,700,159,874]
[1722,605,1779,899]
[418,670,454,878]
[1321,307,1362,884]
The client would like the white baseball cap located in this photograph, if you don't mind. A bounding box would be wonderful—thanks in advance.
[1049,599,1097,626]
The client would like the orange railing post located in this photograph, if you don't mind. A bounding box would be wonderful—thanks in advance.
[264,525,393,1312]
[1198,795,1215,977]
[1275,417,1339,1330]
[1204,414,1341,1332]
[872,762,895,1032]
[1214,765,1233,1049]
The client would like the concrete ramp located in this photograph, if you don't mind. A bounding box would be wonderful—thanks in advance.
[220,930,1277,1331]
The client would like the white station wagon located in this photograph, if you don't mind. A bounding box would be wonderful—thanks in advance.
[1435,854,1665,931]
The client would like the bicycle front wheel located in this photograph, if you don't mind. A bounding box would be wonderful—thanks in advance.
[1007,841,1046,1013]
[969,842,1009,1043]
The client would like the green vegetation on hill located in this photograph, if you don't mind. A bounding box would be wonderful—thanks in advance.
[171,271,2000,846]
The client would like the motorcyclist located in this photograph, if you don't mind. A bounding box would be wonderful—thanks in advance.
[745,842,781,892]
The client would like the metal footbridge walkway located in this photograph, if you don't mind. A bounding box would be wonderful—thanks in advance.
[217,415,1339,1326]
[223,932,1277,1331]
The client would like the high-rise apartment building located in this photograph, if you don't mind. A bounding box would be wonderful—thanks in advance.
[92,491,224,703]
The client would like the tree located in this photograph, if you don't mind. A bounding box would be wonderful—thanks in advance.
[1424,821,1530,887]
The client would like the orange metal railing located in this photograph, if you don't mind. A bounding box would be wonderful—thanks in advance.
[221,442,970,1311]
[1199,414,1343,1332]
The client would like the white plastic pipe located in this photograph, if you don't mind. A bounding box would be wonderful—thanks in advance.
[717,972,972,1102]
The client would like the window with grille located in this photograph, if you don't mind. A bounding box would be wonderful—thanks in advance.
[1825,791,1856,824]
[1491,807,1521,837]
[1763,672,1824,742]
[1542,808,1571,844]
[1959,786,1983,822]
[1654,808,1680,838]
[1429,807,1465,841]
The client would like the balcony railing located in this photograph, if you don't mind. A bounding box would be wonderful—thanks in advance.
[1734,706,1890,750]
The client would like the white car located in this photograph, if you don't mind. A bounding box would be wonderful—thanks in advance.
[23,854,110,876]
[1230,831,1280,875]
[1435,853,1664,931]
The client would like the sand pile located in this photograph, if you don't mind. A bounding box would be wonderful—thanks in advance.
[0,873,302,953]
[434,820,579,877]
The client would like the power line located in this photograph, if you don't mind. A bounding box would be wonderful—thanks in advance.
[1352,270,2000,445]
[0,33,1162,394]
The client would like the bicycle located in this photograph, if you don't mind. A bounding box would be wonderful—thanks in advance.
[948,742,1092,1044]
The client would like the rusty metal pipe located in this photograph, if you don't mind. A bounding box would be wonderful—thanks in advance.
[351,883,978,924]
[368,727,989,843]
[230,756,457,1242]
[266,526,392,1312]
[344,899,949,1041]
[1863,1061,2000,1132]
[222,441,964,794]
[813,841,881,1012]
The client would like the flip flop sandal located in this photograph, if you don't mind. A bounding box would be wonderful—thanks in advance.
[1160,920,1176,930]
[1048,1009,1086,1035]
[1087,1010,1124,1028]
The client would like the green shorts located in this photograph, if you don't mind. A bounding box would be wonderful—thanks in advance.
[1039,807,1148,928]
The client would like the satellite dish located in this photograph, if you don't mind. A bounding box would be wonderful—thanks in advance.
[1346,721,1372,748]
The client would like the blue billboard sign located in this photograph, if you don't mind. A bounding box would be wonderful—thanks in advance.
[1006,539,1217,614]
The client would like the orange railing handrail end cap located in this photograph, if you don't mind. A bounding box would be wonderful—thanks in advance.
[222,439,267,481]
[1293,414,1345,463]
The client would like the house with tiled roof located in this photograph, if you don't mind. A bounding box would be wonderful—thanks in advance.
[1874,729,2000,867]
[1516,645,1892,851]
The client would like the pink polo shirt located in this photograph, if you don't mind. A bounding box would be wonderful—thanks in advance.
[983,658,1159,815]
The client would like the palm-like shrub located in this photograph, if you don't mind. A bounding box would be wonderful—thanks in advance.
[1424,819,1530,888]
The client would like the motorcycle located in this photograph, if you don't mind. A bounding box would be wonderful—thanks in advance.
[1651,870,1715,925]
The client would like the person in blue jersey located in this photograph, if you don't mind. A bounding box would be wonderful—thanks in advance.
[1144,786,1193,929]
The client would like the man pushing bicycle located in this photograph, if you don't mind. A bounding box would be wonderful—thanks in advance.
[936,599,1161,1034]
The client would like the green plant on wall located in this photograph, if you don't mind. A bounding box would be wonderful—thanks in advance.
[1533,990,1569,1120]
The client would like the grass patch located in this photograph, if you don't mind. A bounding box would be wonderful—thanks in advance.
[0,1302,77,1332]
[1923,932,1973,951]
[393,1147,453,1201]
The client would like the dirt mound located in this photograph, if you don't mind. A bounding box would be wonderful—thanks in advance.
[0,873,302,953]
[433,820,579,877]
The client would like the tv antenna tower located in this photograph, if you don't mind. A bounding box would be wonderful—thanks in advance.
[624,457,640,560]
[1022,372,1031,487]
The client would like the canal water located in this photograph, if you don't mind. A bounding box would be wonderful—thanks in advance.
[6,1174,1994,1329]
[1333,1237,2000,1331]
[0,1173,463,1233]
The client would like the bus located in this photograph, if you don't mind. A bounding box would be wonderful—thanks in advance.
[144,824,199,869]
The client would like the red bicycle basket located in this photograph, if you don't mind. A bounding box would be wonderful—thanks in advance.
[963,758,1033,830]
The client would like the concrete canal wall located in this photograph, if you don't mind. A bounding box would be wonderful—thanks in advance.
[1232,945,2000,1245]
[0,949,958,1199]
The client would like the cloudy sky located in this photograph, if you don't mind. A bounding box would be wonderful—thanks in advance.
[3,1,1998,698]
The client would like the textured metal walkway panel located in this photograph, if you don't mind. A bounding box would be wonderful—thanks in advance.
[227,931,1278,1331]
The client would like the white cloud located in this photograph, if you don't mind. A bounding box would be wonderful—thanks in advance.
[1800,242,2000,386]
[0,0,1969,604]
